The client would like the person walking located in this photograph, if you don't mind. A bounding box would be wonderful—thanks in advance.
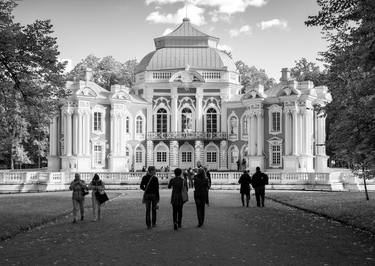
[187,168,194,188]
[193,167,209,227]
[238,170,251,207]
[88,173,105,221]
[251,167,269,207]
[168,168,188,230]
[140,166,160,229]
[69,173,88,223]
[203,166,211,206]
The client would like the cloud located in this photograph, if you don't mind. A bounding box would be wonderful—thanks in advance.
[162,28,173,35]
[146,4,206,25]
[257,19,288,30]
[146,0,267,16]
[217,43,232,52]
[229,24,252,37]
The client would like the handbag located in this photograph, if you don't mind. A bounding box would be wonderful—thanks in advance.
[181,179,189,203]
[81,184,89,196]
[142,176,154,204]
[95,190,109,204]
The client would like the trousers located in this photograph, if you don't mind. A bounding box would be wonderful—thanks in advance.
[254,187,265,207]
[194,197,206,226]
[241,193,250,207]
[172,204,183,226]
[92,194,101,220]
[72,199,84,220]
[144,194,158,227]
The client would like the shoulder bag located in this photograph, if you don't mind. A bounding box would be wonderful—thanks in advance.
[142,176,154,204]
[181,179,189,203]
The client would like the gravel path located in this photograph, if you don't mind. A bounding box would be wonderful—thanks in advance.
[0,190,374,265]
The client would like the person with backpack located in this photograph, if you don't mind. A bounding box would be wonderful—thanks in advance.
[69,173,88,223]
[251,167,269,207]
[140,166,160,229]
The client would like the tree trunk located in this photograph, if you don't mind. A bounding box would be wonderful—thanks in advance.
[362,165,369,201]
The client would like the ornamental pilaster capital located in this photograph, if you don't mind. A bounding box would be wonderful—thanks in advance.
[63,107,74,116]
[256,110,264,118]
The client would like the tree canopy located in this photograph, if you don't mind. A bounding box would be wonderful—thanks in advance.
[306,0,375,174]
[235,60,276,92]
[290,58,327,86]
[0,0,67,168]
[67,55,137,90]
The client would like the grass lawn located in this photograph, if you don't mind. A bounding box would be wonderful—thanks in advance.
[0,191,121,240]
[267,191,375,233]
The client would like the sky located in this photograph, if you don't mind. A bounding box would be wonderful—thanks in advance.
[13,0,328,80]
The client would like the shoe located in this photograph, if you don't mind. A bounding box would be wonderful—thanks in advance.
[147,226,152,230]
[174,224,178,230]
[152,224,156,227]
[178,224,181,228]
[81,216,84,221]
[72,219,77,224]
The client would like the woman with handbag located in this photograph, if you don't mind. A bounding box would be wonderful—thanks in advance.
[69,173,88,223]
[88,173,106,221]
[140,166,160,229]
[168,168,188,230]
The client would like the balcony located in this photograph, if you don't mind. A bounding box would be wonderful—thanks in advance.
[146,131,228,141]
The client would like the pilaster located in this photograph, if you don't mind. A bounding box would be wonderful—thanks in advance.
[220,140,228,170]
[194,140,204,166]
[147,140,154,167]
[170,140,179,169]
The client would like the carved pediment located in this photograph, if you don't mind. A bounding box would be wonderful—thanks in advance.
[170,69,205,84]
[267,136,283,145]
[112,91,131,100]
[76,87,97,97]
[278,86,301,97]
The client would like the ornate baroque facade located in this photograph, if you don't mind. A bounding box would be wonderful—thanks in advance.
[48,18,332,172]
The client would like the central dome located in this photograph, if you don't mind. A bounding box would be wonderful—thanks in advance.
[135,18,237,73]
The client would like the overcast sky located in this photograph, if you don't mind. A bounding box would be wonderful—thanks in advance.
[13,0,327,80]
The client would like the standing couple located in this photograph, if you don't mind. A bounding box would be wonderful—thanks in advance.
[140,165,210,230]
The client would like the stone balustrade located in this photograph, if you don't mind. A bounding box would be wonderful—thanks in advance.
[0,170,366,193]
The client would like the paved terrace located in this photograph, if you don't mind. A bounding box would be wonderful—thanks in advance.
[0,190,374,265]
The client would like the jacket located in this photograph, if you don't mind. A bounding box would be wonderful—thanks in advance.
[140,174,160,200]
[251,171,269,188]
[238,173,251,194]
[69,180,87,201]
[193,172,209,199]
[168,177,188,205]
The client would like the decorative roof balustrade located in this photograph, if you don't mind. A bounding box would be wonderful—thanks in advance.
[146,131,228,141]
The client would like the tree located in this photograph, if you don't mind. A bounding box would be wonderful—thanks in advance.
[0,0,67,169]
[306,0,375,199]
[67,55,138,90]
[290,58,327,86]
[235,60,276,93]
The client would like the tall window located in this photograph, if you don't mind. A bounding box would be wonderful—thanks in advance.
[156,108,168,133]
[272,112,281,132]
[135,147,142,163]
[94,145,103,165]
[156,152,167,162]
[271,145,281,166]
[206,108,217,133]
[182,152,192,162]
[206,152,217,163]
[125,117,130,133]
[181,108,193,132]
[94,112,102,131]
[136,116,143,134]
[242,116,248,135]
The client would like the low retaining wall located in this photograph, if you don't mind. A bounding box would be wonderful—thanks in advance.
[0,170,370,193]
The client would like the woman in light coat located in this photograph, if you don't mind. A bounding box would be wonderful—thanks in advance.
[168,168,188,230]
[88,173,105,221]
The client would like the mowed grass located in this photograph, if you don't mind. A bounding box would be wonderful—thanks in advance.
[267,191,375,233]
[0,191,121,240]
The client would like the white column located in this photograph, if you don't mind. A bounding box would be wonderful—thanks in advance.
[110,110,115,156]
[196,94,203,132]
[171,94,178,132]
[284,111,290,155]
[84,111,90,156]
[257,112,263,156]
[65,110,72,156]
[250,115,256,156]
[298,112,303,155]
[292,110,298,155]
[77,110,83,156]
[247,114,251,157]
[49,117,57,156]
[302,111,308,155]
[146,104,153,133]
[73,110,78,155]
[221,102,227,132]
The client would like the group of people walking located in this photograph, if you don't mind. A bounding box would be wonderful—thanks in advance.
[68,165,268,230]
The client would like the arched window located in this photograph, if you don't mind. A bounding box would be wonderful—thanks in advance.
[125,116,130,133]
[181,108,193,132]
[135,146,143,163]
[242,116,248,135]
[136,116,143,134]
[156,108,168,133]
[206,108,217,133]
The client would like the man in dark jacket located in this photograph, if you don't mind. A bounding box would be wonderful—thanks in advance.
[140,166,160,229]
[194,168,209,227]
[238,170,251,207]
[251,167,268,207]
